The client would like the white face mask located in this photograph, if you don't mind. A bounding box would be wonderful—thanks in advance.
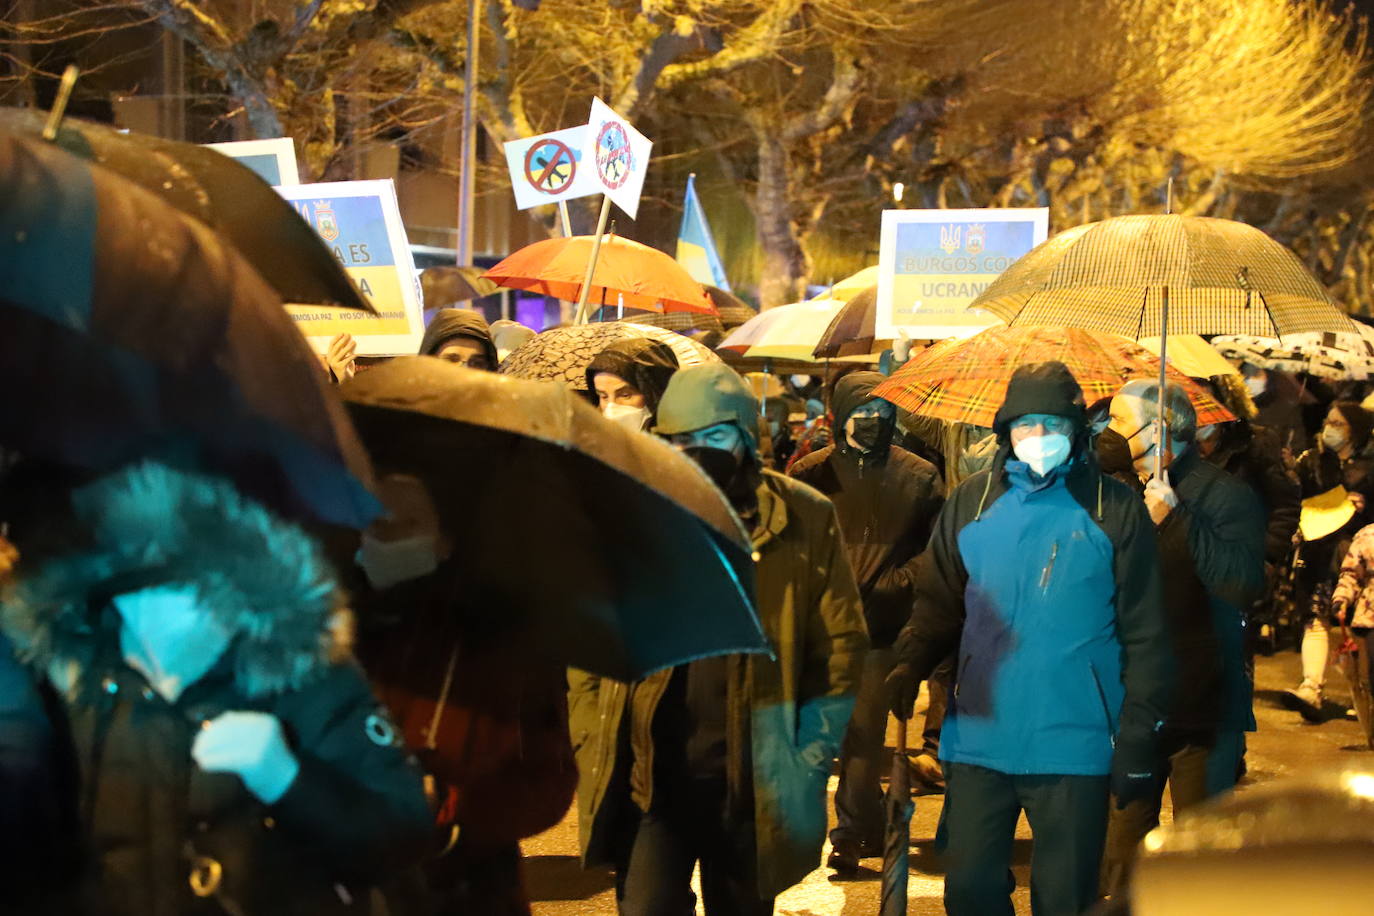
[1013,433,1072,476]
[789,375,811,388]
[114,585,233,702]
[1244,376,1267,398]
[603,401,650,433]
[1323,424,1349,452]
[355,533,440,591]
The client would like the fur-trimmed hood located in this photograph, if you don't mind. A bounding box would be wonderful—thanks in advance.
[0,462,350,699]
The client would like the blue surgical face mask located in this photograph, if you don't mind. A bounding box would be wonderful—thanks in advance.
[1013,433,1072,476]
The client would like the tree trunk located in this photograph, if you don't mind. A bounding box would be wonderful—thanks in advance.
[754,133,808,308]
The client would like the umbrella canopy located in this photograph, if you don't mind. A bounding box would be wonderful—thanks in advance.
[1138,336,1241,380]
[483,234,715,314]
[499,321,718,391]
[970,214,1354,338]
[0,134,378,528]
[812,286,894,359]
[829,265,879,301]
[872,326,1234,427]
[707,285,758,329]
[720,299,853,362]
[1212,327,1374,380]
[589,305,725,336]
[341,357,766,681]
[0,108,374,313]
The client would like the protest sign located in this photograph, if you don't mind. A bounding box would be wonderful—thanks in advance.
[875,208,1048,340]
[276,180,424,356]
[583,98,652,220]
[204,138,300,186]
[503,125,598,211]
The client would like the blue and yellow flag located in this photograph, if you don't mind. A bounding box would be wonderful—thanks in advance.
[676,174,730,292]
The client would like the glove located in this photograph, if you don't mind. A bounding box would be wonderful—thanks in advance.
[192,711,301,805]
[1109,736,1160,809]
[885,662,920,721]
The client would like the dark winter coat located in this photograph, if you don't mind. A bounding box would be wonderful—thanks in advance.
[567,470,868,898]
[892,448,1172,775]
[1152,448,1266,735]
[0,464,432,916]
[419,309,499,367]
[1252,383,1308,453]
[789,373,945,648]
[1204,422,1300,566]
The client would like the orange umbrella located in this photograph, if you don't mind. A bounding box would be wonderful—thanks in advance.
[483,234,716,315]
[873,326,1234,427]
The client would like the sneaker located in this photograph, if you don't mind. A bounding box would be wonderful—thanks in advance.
[1284,680,1325,722]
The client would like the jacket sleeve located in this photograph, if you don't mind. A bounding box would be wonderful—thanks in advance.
[891,482,970,683]
[865,476,947,647]
[1250,429,1301,564]
[1177,476,1268,611]
[270,661,434,881]
[797,502,869,761]
[1333,526,1374,610]
[1108,486,1174,745]
[566,666,602,755]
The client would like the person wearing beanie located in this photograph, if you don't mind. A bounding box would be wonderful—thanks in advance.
[884,361,1173,916]
[1287,400,1374,719]
[567,362,869,914]
[585,338,681,433]
[788,372,946,871]
[419,308,499,371]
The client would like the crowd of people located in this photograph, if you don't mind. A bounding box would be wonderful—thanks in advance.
[2,302,1372,916]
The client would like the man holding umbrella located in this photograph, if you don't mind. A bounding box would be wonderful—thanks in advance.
[569,363,869,915]
[885,361,1173,916]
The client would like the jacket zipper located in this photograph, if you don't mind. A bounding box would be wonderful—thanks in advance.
[1039,541,1059,592]
[1089,662,1117,749]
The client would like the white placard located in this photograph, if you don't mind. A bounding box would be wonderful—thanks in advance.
[503,125,599,210]
[204,138,300,186]
[583,97,653,220]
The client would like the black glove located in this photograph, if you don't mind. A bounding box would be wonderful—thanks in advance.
[885,662,920,720]
[1109,736,1161,809]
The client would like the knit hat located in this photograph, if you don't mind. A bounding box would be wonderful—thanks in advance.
[992,361,1087,437]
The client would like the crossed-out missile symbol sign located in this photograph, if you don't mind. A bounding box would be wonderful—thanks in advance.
[524,138,577,196]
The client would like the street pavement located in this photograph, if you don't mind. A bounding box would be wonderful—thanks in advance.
[525,651,1372,915]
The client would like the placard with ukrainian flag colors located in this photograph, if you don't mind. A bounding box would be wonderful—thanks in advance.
[876,208,1048,340]
[275,180,424,356]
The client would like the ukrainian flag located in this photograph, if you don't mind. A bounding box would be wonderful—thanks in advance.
[676,174,731,292]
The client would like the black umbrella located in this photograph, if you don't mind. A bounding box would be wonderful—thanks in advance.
[0,108,374,312]
[880,718,913,916]
[813,285,883,359]
[340,357,768,681]
[0,134,379,529]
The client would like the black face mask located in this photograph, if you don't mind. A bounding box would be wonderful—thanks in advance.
[684,446,755,511]
[850,416,887,453]
[1095,427,1135,475]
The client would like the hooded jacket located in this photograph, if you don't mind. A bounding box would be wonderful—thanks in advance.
[789,373,945,647]
[891,363,1172,776]
[572,363,869,897]
[419,309,499,368]
[584,337,681,423]
[0,463,432,916]
[1203,421,1300,566]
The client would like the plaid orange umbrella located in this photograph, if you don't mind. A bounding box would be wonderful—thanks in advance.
[873,326,1234,427]
[483,234,716,315]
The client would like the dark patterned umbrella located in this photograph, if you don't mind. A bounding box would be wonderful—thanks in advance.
[342,357,765,681]
[813,285,888,359]
[0,108,373,312]
[499,322,718,391]
[0,133,378,529]
[971,214,1353,338]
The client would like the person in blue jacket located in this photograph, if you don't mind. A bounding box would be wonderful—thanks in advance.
[885,361,1173,916]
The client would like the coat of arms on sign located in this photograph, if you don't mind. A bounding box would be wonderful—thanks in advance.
[939,224,962,255]
[313,201,339,242]
[965,224,986,255]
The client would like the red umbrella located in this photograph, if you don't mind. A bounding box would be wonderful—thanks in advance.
[483,234,716,314]
[873,326,1235,427]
